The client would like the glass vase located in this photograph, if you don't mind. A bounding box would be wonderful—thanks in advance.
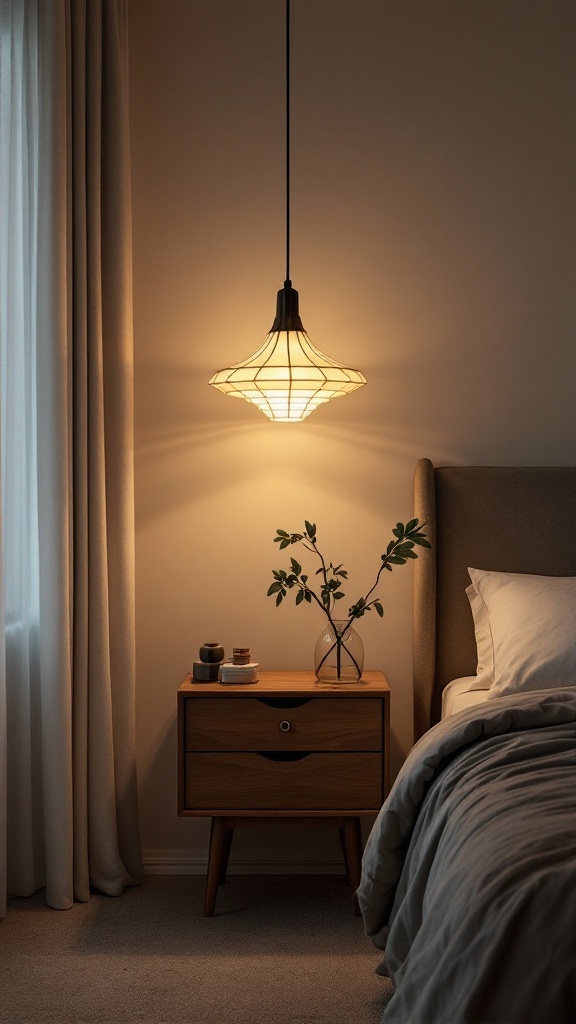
[314,620,364,683]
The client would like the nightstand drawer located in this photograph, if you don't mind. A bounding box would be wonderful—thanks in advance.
[185,697,382,751]
[184,751,383,810]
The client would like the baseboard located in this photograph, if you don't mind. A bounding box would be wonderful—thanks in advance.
[143,850,344,875]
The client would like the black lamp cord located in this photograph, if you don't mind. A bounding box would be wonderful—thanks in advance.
[285,0,291,286]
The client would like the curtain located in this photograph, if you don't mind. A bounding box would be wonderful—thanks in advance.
[0,0,143,917]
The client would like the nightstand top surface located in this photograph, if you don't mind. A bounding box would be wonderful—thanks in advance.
[179,669,389,696]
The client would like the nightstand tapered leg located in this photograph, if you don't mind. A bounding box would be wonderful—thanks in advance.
[342,816,363,916]
[204,816,228,916]
[219,827,234,884]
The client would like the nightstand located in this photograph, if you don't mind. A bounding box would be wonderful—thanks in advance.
[177,669,390,916]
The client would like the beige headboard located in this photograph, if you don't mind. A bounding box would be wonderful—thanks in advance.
[413,458,576,740]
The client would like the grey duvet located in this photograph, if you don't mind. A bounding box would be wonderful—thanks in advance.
[358,687,576,1024]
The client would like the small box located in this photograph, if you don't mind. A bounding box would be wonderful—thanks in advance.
[219,662,260,684]
[192,661,220,682]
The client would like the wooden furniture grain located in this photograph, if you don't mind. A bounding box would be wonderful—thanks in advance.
[177,669,390,916]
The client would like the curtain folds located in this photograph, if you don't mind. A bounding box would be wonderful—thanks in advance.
[0,0,143,917]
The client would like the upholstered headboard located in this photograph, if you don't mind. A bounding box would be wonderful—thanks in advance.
[413,459,576,740]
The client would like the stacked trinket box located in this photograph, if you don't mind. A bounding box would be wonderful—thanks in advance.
[219,647,260,684]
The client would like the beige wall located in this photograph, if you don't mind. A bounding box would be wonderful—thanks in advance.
[129,0,576,872]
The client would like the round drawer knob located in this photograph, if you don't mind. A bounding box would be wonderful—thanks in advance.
[279,720,291,732]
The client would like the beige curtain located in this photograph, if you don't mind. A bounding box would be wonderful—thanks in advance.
[1,0,143,916]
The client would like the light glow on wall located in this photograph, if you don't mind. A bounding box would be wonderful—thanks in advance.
[209,325,366,422]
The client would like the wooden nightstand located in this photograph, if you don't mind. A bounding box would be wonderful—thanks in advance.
[177,669,390,916]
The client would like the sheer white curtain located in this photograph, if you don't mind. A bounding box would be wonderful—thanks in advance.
[0,0,143,917]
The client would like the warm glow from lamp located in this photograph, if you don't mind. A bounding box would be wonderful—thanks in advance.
[208,0,366,421]
[209,282,366,422]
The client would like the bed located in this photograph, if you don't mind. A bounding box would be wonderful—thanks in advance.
[357,459,576,1024]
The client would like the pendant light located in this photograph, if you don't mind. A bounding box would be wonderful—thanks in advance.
[209,0,366,423]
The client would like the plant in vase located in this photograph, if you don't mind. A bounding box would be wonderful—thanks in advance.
[267,519,430,682]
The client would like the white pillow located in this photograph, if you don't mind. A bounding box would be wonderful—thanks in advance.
[465,567,576,698]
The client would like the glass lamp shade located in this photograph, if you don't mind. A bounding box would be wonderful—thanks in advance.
[208,282,366,422]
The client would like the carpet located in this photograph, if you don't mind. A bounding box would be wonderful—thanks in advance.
[0,874,393,1024]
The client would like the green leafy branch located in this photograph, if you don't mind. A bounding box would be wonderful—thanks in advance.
[267,518,431,638]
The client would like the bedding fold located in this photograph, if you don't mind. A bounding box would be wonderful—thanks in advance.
[358,687,576,1024]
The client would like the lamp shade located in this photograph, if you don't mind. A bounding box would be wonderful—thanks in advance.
[209,282,366,422]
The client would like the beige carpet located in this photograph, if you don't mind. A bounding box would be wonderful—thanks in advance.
[0,874,393,1024]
